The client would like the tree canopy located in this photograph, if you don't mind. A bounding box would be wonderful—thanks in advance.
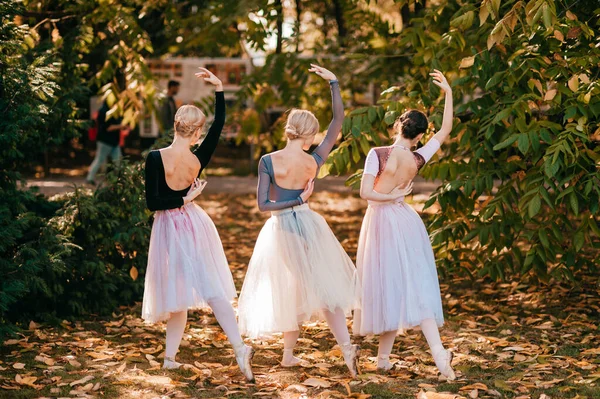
[3,0,600,286]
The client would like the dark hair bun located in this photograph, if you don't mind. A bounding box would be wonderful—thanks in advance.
[394,109,428,139]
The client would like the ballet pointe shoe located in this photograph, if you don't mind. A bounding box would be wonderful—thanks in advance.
[280,348,303,367]
[234,343,255,382]
[376,354,393,372]
[433,349,456,380]
[341,344,361,378]
[163,357,182,370]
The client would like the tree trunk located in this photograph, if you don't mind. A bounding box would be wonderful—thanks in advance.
[401,0,427,28]
[295,0,301,52]
[275,0,283,54]
[332,0,346,47]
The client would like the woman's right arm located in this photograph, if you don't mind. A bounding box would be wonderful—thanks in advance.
[145,152,185,211]
[256,157,310,212]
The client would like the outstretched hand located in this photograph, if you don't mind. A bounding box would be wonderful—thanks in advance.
[430,69,451,93]
[195,67,223,90]
[308,64,337,81]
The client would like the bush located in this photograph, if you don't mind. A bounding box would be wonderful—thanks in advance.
[324,0,600,282]
[0,0,75,334]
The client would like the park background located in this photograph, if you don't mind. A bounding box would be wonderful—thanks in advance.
[1,0,599,398]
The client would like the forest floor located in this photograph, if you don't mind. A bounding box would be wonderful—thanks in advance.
[1,193,599,399]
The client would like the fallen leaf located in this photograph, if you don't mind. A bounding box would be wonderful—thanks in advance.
[417,391,461,399]
[70,375,94,386]
[12,363,25,370]
[460,384,488,391]
[35,355,55,366]
[302,377,332,388]
[285,384,308,393]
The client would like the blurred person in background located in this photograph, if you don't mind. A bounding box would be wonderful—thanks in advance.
[160,80,180,135]
[86,101,128,185]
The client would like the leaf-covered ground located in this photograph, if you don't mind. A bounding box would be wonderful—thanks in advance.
[1,193,599,399]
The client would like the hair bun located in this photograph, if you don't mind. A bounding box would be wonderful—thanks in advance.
[285,124,300,139]
[394,109,428,140]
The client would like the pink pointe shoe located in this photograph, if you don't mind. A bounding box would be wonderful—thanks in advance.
[433,348,456,380]
[377,354,393,372]
[234,343,255,382]
[341,344,361,378]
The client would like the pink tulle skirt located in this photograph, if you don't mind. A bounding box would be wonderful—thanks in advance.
[142,202,236,323]
[353,201,444,335]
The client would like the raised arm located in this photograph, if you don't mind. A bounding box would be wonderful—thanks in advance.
[195,91,225,171]
[430,70,453,145]
[309,65,344,166]
[359,149,412,201]
[256,157,313,212]
[193,67,225,173]
[145,152,184,211]
[312,81,343,164]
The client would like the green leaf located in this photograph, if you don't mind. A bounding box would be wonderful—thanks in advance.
[367,107,377,123]
[383,111,398,125]
[540,129,552,143]
[486,71,505,90]
[351,125,361,138]
[342,117,352,135]
[569,191,579,215]
[358,135,370,155]
[573,231,584,251]
[351,142,361,163]
[450,10,475,30]
[517,133,530,154]
[492,107,512,124]
[528,195,541,218]
[538,229,550,248]
[493,135,518,151]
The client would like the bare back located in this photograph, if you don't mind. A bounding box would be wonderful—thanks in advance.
[269,150,318,190]
[374,148,420,193]
[364,137,442,195]
[159,147,201,191]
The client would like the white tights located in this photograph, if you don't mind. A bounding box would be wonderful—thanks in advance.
[377,318,445,366]
[282,307,351,365]
[165,297,243,360]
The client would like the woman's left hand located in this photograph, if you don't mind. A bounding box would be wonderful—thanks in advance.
[309,64,337,81]
[430,69,451,93]
[195,67,223,90]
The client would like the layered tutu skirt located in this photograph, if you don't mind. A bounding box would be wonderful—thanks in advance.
[238,204,359,338]
[142,202,236,323]
[353,201,444,335]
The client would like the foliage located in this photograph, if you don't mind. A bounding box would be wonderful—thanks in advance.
[2,160,151,328]
[0,0,75,334]
[322,0,600,281]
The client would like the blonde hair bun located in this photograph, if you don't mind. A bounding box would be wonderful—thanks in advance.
[285,109,319,140]
[174,105,207,137]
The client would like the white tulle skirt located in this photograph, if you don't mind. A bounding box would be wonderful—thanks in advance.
[353,201,444,335]
[142,202,236,323]
[238,204,359,338]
